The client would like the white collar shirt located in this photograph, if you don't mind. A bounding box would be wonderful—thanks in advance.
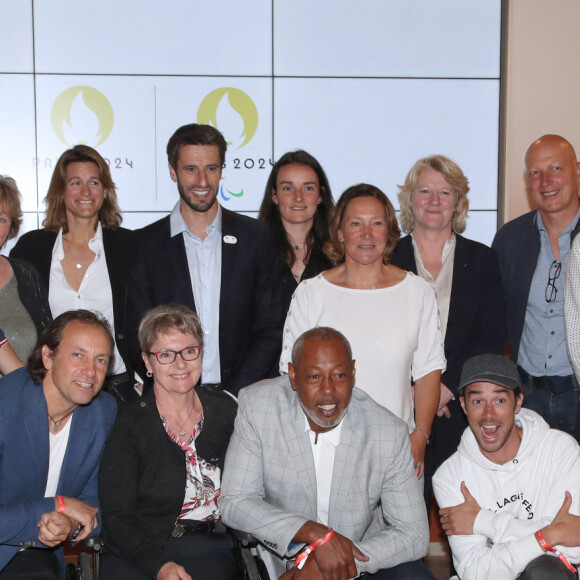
[304,415,343,526]
[411,233,456,342]
[49,224,125,374]
[170,202,222,384]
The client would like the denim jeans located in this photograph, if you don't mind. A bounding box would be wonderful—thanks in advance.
[517,366,580,441]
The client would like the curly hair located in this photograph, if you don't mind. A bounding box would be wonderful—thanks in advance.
[258,150,334,269]
[324,183,400,265]
[397,155,470,234]
[0,175,23,244]
[43,145,122,232]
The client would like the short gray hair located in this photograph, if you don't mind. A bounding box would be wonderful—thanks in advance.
[138,304,203,354]
[291,327,352,368]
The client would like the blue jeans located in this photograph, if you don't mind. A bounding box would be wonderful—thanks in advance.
[518,367,580,441]
[365,559,435,579]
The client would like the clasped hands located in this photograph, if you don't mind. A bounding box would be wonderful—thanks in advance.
[37,496,98,547]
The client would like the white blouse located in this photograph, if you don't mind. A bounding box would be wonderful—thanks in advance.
[49,224,125,375]
[280,273,446,429]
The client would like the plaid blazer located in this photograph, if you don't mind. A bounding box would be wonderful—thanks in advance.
[221,375,429,576]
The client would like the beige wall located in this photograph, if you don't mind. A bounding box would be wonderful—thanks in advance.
[503,0,580,224]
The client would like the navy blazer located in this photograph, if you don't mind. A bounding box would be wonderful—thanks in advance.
[0,368,116,573]
[10,227,134,369]
[492,210,580,363]
[126,208,285,395]
[392,234,507,395]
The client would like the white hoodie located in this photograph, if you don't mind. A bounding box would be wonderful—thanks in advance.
[433,408,580,580]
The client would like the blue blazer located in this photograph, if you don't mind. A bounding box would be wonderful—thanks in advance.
[492,210,580,362]
[0,368,116,574]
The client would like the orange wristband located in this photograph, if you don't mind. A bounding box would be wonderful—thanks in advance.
[56,495,66,514]
[294,528,335,569]
[535,530,577,573]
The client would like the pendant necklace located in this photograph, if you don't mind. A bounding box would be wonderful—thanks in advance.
[48,408,75,432]
[159,403,195,437]
[287,233,306,251]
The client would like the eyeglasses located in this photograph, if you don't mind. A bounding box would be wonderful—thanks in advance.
[148,346,202,364]
[545,260,562,303]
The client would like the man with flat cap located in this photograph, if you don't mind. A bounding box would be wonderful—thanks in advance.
[433,353,580,580]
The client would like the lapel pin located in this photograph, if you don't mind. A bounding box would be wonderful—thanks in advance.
[224,235,237,244]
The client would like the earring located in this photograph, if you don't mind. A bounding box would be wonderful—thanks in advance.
[146,371,153,378]
[273,200,278,206]
[318,199,323,205]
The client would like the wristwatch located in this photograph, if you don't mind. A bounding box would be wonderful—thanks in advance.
[67,523,84,541]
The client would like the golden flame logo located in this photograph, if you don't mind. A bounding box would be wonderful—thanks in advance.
[51,86,114,146]
[197,88,258,148]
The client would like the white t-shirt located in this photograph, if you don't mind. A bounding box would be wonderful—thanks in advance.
[44,416,73,497]
[280,273,446,428]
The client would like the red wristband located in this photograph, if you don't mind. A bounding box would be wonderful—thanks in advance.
[56,495,66,514]
[294,528,335,569]
[317,528,335,549]
[535,530,577,573]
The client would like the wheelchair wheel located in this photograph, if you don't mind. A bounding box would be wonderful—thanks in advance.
[78,552,91,579]
[65,552,92,580]
[254,555,269,580]
[66,562,79,580]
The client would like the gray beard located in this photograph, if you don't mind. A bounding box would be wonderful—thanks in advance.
[299,398,347,431]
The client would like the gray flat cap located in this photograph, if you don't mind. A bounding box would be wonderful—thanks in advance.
[459,353,521,393]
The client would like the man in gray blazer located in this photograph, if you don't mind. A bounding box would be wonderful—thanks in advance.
[221,327,433,579]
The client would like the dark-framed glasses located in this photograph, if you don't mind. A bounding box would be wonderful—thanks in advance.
[148,345,202,364]
[545,260,562,303]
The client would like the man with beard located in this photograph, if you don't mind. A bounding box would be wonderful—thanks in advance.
[126,124,284,396]
[221,327,432,580]
[433,354,580,580]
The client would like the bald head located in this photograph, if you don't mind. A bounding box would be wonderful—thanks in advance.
[524,134,580,221]
[525,134,578,169]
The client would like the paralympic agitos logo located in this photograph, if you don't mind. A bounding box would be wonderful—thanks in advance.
[198,87,259,201]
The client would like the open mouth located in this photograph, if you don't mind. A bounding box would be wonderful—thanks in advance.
[317,403,337,416]
[480,424,500,441]
[541,190,558,197]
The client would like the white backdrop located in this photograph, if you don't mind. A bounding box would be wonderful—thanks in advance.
[0,0,501,250]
